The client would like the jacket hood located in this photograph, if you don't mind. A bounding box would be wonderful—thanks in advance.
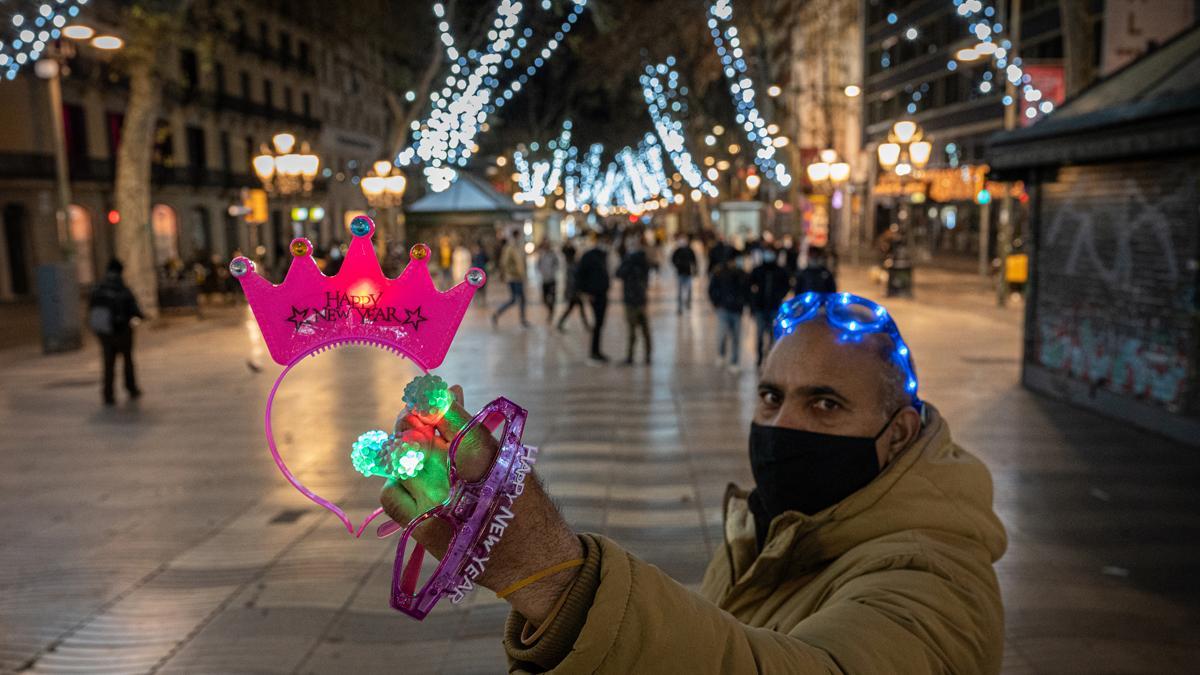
[724,404,1007,581]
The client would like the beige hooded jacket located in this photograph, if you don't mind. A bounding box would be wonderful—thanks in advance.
[504,406,1007,673]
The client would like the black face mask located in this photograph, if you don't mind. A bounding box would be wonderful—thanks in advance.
[747,414,897,547]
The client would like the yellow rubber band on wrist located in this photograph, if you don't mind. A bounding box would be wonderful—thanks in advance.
[496,558,584,600]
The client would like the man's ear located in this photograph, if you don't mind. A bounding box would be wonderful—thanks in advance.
[886,406,923,463]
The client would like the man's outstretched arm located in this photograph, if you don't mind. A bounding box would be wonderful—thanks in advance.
[502,534,1001,675]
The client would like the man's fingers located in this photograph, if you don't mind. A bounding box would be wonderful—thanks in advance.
[380,479,420,523]
[434,385,474,441]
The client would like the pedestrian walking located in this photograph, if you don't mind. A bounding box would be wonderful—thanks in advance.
[491,235,530,328]
[616,236,652,365]
[670,234,698,314]
[87,259,145,405]
[555,239,590,332]
[749,248,792,368]
[708,234,736,273]
[535,238,560,324]
[795,246,838,295]
[575,233,611,362]
[708,258,749,372]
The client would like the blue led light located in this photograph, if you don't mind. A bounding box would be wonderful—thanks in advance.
[774,292,922,409]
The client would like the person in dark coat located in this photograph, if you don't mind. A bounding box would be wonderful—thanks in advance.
[794,247,838,295]
[670,235,698,314]
[88,259,145,405]
[575,234,611,362]
[556,239,590,332]
[708,235,736,274]
[708,258,749,372]
[616,238,652,365]
[748,248,792,368]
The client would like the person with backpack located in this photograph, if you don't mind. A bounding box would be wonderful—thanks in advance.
[88,259,145,405]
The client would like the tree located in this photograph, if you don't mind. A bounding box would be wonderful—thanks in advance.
[112,2,191,317]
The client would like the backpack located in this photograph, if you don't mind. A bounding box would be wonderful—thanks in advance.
[89,305,114,335]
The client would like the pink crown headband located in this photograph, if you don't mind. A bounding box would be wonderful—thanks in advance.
[229,215,486,538]
[229,215,485,370]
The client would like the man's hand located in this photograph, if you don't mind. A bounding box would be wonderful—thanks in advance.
[380,385,584,625]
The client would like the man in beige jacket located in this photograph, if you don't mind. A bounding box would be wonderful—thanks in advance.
[383,296,1007,674]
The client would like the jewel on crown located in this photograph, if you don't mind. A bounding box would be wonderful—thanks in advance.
[229,216,485,370]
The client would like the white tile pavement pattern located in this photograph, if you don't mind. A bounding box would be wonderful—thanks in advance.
[1,266,1198,673]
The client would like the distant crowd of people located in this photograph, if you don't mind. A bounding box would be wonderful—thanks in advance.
[474,225,838,370]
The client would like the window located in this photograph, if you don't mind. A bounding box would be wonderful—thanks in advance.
[263,80,274,110]
[220,131,231,173]
[302,92,312,118]
[180,49,199,92]
[240,71,252,101]
[284,86,293,113]
[214,63,226,96]
[186,126,206,170]
[279,31,292,62]
[153,119,176,167]
[259,21,269,47]
[62,103,88,165]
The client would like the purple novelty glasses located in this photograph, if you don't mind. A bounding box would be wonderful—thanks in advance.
[382,396,536,620]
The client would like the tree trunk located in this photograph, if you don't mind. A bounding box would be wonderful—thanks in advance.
[113,55,162,317]
[1060,0,1095,97]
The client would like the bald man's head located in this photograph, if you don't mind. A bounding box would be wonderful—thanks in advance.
[755,319,922,468]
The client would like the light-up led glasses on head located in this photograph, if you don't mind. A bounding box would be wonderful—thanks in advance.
[379,396,536,620]
[773,292,922,410]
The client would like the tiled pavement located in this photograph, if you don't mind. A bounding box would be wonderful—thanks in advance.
[1,264,1199,674]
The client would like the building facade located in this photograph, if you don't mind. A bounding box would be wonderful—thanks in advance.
[859,0,1104,269]
[0,0,404,301]
[989,25,1200,445]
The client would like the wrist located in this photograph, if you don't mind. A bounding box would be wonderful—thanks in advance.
[477,472,582,623]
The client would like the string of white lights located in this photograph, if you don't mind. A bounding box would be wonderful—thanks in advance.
[490,0,587,112]
[1,0,90,80]
[399,0,590,191]
[705,0,792,187]
[640,62,719,198]
[888,1,1050,122]
[512,118,702,215]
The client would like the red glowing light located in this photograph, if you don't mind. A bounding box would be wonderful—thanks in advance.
[107,210,120,225]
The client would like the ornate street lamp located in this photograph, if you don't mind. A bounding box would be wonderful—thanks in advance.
[874,121,930,298]
[805,149,852,258]
[361,160,408,209]
[876,120,932,177]
[253,133,320,196]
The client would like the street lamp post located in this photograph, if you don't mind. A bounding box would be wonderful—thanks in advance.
[875,120,932,298]
[805,149,850,266]
[31,27,124,353]
[252,133,320,196]
[252,133,319,263]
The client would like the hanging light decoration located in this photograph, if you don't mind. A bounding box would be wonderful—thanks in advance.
[640,61,720,199]
[704,0,792,187]
[1,0,92,80]
[397,0,590,192]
